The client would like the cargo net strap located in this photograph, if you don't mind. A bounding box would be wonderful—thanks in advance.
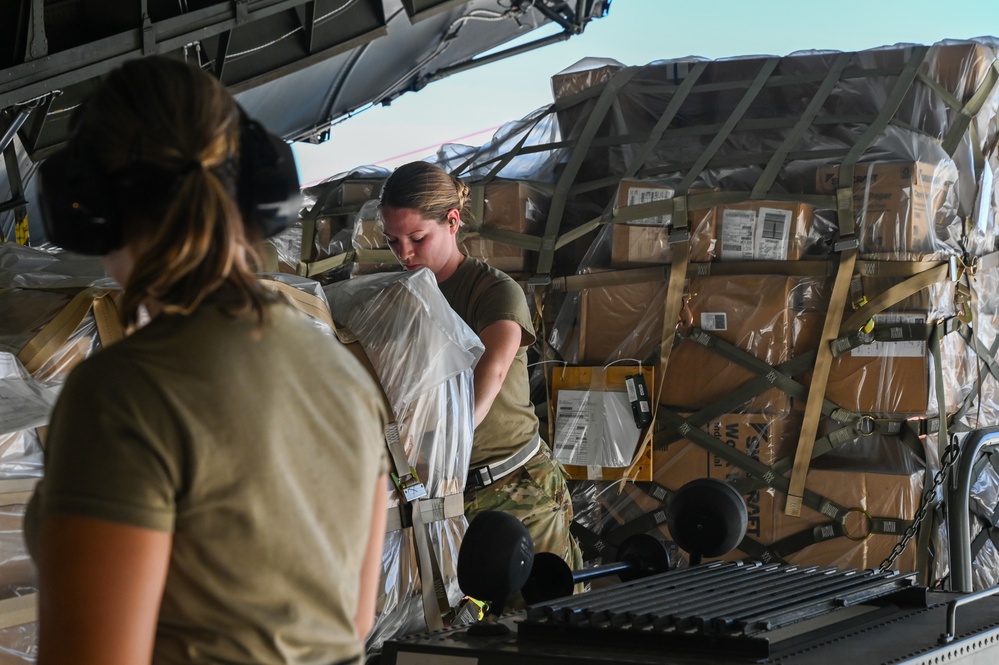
[16,286,124,374]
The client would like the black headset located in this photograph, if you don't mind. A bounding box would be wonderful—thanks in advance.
[38,107,301,256]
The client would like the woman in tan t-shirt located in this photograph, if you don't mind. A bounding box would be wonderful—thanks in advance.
[379,161,581,578]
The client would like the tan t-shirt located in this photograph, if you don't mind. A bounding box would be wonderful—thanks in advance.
[437,256,539,467]
[26,295,387,665]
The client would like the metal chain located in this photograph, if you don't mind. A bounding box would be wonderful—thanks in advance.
[878,439,962,572]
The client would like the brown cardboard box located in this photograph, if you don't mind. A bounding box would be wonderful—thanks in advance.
[459,180,550,273]
[656,412,800,476]
[651,435,921,571]
[814,161,957,258]
[309,178,387,261]
[610,180,716,266]
[793,309,931,415]
[577,277,667,365]
[659,275,794,413]
[763,470,921,572]
[715,200,819,261]
[551,57,625,102]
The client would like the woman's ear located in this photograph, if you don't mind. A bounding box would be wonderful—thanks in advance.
[446,208,461,233]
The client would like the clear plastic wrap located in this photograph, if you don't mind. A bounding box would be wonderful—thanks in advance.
[324,269,483,650]
[969,460,999,590]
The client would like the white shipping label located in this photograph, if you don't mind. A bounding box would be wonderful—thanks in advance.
[754,207,792,261]
[626,186,674,226]
[701,312,728,331]
[851,313,926,358]
[553,389,641,467]
[720,209,756,260]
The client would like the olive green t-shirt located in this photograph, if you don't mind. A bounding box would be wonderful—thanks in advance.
[26,295,388,665]
[437,256,539,467]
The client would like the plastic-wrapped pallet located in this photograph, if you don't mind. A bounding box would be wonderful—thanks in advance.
[324,268,483,652]
[0,242,122,662]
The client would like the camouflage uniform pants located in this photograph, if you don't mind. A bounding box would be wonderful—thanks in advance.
[464,441,583,575]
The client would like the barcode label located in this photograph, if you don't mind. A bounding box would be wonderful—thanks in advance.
[720,210,756,260]
[720,207,793,260]
[701,312,728,331]
[625,186,674,226]
[754,207,792,260]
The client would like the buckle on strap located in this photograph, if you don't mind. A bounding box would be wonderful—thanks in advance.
[465,435,541,489]
[467,465,495,488]
[391,466,428,503]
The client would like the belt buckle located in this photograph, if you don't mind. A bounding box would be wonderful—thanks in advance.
[469,465,494,489]
[392,466,428,502]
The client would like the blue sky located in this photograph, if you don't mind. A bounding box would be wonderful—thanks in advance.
[291,0,999,185]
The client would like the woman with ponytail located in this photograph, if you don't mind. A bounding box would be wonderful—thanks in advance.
[379,161,581,584]
[27,56,388,665]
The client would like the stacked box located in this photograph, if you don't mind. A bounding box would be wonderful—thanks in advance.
[660,275,794,413]
[653,419,921,572]
[305,175,388,262]
[609,180,716,266]
[574,277,667,365]
[814,161,960,260]
[459,180,551,273]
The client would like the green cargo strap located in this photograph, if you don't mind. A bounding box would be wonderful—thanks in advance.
[535,66,642,277]
[681,327,838,413]
[735,536,786,565]
[678,58,781,193]
[761,515,914,561]
[654,353,819,451]
[829,321,935,357]
[622,61,710,179]
[570,521,615,560]
[659,409,850,523]
[840,262,949,334]
[603,506,671,544]
[752,52,853,199]
[935,60,999,158]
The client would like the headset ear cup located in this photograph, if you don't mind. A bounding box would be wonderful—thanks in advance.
[38,145,123,255]
[236,112,301,239]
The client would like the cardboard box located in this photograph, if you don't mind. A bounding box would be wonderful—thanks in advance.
[459,181,550,273]
[309,177,387,261]
[716,200,820,261]
[650,437,921,572]
[793,310,930,415]
[814,161,957,258]
[659,275,793,413]
[610,180,716,266]
[655,412,800,475]
[576,277,668,365]
[551,57,625,102]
